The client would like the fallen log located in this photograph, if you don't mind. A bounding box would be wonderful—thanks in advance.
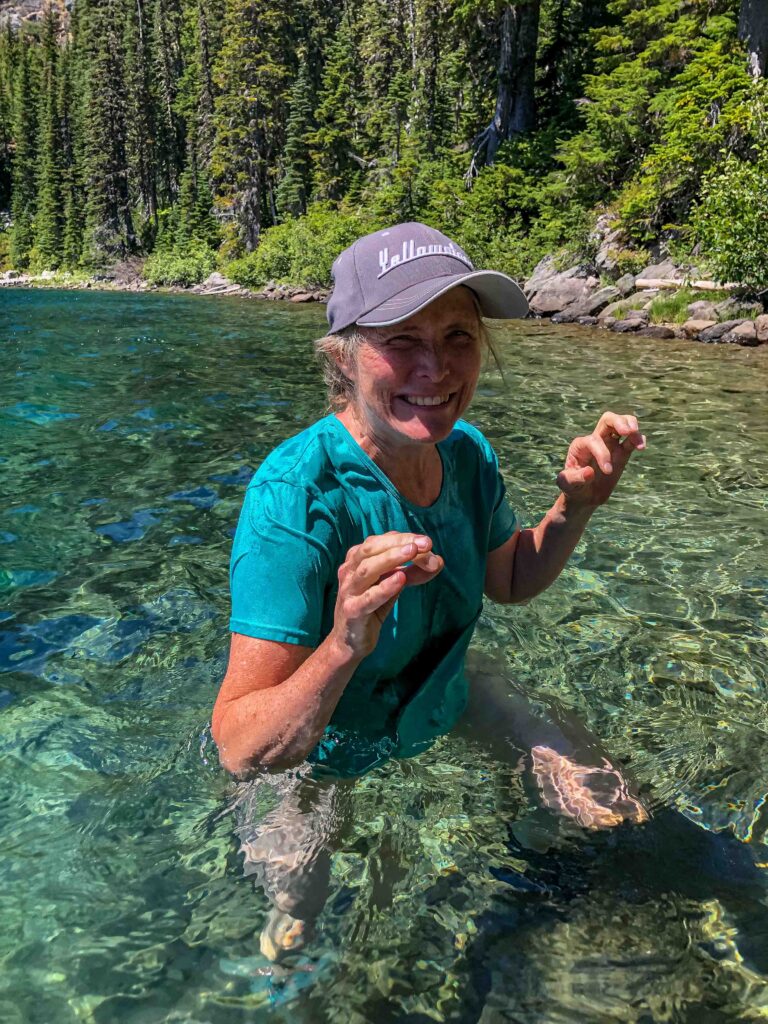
[633,279,742,291]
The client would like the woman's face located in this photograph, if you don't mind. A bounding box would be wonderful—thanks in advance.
[342,287,484,447]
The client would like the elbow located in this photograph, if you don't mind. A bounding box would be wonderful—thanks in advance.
[212,708,308,778]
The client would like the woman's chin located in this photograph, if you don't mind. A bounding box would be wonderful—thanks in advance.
[391,396,461,438]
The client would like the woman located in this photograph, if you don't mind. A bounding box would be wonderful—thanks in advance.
[212,222,646,958]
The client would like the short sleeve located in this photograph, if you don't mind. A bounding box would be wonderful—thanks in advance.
[488,470,519,551]
[229,481,339,645]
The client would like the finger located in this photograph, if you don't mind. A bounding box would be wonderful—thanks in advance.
[401,552,444,586]
[355,569,407,614]
[349,532,431,566]
[621,432,646,452]
[350,541,433,594]
[557,465,595,492]
[585,434,614,475]
[596,412,642,443]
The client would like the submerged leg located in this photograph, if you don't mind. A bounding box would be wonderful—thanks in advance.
[233,770,349,961]
[459,655,647,829]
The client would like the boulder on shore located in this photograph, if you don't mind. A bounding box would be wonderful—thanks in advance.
[551,285,621,323]
[755,314,768,343]
[525,259,599,315]
[687,299,719,321]
[636,257,685,283]
[681,319,717,339]
[610,318,646,333]
[697,319,748,343]
[721,321,759,346]
[637,325,675,340]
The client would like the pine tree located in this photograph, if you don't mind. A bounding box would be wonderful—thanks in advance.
[9,35,38,269]
[211,0,294,250]
[60,2,86,267]
[276,60,315,218]
[0,23,17,211]
[35,2,64,268]
[152,0,186,204]
[80,0,137,265]
[123,0,158,232]
[310,7,363,201]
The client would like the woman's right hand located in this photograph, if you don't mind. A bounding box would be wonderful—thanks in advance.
[330,532,443,661]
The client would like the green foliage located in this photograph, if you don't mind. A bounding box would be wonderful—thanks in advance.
[692,157,768,291]
[646,288,727,324]
[1,0,763,296]
[0,230,11,271]
[226,203,375,288]
[143,240,216,285]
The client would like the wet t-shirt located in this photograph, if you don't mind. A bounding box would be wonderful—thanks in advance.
[229,414,518,776]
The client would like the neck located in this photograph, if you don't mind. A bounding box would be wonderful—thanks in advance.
[337,405,442,506]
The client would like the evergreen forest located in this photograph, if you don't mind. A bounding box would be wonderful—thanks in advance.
[0,0,767,291]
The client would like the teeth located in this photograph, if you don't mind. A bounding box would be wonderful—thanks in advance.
[403,394,450,407]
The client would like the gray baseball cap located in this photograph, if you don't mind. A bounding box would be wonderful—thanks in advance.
[326,221,529,333]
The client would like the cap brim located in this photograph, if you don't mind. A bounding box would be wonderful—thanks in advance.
[356,270,529,326]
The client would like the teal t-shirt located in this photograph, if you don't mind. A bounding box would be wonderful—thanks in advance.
[229,414,518,776]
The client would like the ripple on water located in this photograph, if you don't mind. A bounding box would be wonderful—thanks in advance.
[1,294,768,1020]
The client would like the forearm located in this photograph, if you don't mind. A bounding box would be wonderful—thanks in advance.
[213,635,361,776]
[510,494,594,603]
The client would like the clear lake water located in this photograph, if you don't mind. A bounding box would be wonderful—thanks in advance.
[2,287,768,1023]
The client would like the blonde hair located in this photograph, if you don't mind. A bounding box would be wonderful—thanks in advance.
[313,295,503,410]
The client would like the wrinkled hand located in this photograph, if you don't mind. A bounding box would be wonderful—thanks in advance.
[557,412,646,507]
[331,532,443,661]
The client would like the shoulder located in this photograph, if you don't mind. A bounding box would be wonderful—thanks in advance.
[238,417,345,552]
[251,416,340,490]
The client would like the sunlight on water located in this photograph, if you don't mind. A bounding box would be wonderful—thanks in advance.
[1,289,768,1022]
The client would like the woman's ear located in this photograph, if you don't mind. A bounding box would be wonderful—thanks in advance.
[334,339,357,384]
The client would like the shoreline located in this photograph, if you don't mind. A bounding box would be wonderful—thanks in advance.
[3,269,767,348]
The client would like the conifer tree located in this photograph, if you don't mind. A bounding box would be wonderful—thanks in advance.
[123,0,158,230]
[0,23,16,211]
[9,35,39,268]
[152,0,185,203]
[310,7,363,201]
[276,60,315,218]
[211,0,294,250]
[35,2,64,268]
[60,2,86,266]
[80,0,136,264]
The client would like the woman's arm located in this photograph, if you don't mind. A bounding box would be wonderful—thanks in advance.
[213,531,443,776]
[485,412,645,605]
[212,632,362,776]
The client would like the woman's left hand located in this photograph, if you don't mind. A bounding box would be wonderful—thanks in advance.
[556,412,646,508]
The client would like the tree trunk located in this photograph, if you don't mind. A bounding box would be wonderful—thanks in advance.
[739,0,768,78]
[468,1,541,175]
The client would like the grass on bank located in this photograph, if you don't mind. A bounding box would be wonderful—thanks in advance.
[646,288,729,323]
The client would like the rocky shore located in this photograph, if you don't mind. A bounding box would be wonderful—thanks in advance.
[3,257,766,346]
[522,254,768,347]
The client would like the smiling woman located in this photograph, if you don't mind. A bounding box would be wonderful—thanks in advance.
[212,221,647,961]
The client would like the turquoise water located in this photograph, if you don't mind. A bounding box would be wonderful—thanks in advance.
[2,287,768,1022]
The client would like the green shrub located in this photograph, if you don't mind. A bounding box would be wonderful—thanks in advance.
[691,155,768,292]
[226,203,376,289]
[143,243,217,287]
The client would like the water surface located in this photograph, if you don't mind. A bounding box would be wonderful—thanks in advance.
[2,288,768,1022]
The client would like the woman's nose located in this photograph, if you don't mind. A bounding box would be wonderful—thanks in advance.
[416,343,448,381]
